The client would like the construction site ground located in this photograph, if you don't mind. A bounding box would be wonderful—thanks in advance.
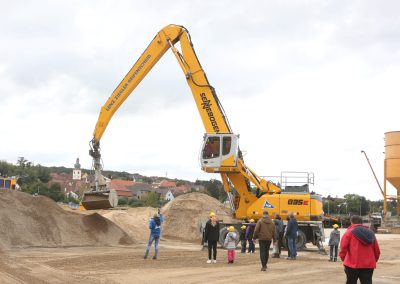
[1,191,399,283]
[0,231,399,284]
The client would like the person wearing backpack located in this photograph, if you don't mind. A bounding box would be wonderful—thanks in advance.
[144,208,164,260]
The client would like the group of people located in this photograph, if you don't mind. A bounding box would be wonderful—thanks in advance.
[144,209,381,283]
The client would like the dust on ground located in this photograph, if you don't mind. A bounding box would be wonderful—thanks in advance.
[0,233,399,284]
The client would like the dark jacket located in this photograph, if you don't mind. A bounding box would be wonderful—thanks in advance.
[274,218,284,234]
[286,218,298,239]
[204,220,220,242]
[245,223,256,240]
[253,217,276,242]
[239,228,246,241]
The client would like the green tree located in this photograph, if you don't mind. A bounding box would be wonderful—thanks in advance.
[343,194,369,216]
[36,165,51,183]
[143,191,160,207]
[0,160,14,177]
[128,198,144,207]
[17,157,28,168]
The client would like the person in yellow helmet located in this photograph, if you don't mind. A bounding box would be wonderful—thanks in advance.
[239,225,247,253]
[224,226,238,264]
[329,224,341,262]
[246,219,256,253]
[204,212,220,264]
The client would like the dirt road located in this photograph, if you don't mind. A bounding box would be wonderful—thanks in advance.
[1,233,399,284]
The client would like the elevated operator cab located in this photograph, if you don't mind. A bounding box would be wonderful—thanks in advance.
[200,133,239,172]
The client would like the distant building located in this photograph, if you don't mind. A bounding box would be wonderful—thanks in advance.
[164,189,174,201]
[159,180,177,189]
[66,191,79,200]
[72,158,82,180]
[129,182,153,199]
[0,177,17,190]
[110,179,135,199]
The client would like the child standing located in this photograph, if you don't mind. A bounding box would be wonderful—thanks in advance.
[329,224,341,262]
[224,226,238,264]
[239,225,247,253]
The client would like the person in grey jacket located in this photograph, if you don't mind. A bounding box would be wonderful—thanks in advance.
[329,224,341,262]
[224,226,238,264]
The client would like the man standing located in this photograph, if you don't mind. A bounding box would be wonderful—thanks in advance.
[286,212,298,260]
[273,214,284,258]
[253,211,276,271]
[144,208,163,260]
[339,215,380,284]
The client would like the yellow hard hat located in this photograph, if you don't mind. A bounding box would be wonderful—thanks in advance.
[333,224,339,228]
[228,226,235,232]
[209,212,216,217]
[241,225,246,229]
[250,219,255,223]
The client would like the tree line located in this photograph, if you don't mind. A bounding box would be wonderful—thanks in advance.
[2,158,395,215]
[323,194,397,216]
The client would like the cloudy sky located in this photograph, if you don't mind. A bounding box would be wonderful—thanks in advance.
[1,0,399,201]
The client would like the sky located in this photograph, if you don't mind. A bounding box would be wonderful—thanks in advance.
[1,0,399,201]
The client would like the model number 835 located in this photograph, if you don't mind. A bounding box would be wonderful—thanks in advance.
[288,199,309,205]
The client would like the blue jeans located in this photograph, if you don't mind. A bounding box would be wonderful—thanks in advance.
[144,234,160,258]
[287,237,297,258]
[248,240,255,253]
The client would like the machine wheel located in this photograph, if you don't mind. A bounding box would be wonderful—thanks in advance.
[296,230,307,250]
[219,226,240,247]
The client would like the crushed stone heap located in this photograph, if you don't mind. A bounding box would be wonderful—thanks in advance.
[0,190,133,250]
[161,192,235,242]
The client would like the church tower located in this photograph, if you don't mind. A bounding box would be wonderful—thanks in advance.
[72,158,82,180]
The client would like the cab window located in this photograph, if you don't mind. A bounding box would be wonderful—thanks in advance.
[202,137,220,159]
[222,136,232,155]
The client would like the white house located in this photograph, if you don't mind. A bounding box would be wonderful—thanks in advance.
[165,189,175,201]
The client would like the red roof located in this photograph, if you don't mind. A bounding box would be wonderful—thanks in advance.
[110,179,135,191]
[159,181,176,188]
[115,189,133,197]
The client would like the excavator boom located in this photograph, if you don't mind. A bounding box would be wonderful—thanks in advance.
[83,25,308,225]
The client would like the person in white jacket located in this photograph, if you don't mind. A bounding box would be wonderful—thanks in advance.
[224,226,238,264]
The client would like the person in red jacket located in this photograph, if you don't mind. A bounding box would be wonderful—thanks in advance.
[339,215,380,284]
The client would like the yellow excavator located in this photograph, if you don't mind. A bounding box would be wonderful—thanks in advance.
[83,24,325,249]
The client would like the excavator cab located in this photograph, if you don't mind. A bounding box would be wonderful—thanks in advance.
[200,133,239,172]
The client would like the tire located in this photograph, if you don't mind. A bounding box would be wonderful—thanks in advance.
[296,230,307,250]
[219,227,240,247]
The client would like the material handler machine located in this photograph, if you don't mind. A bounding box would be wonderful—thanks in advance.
[82,25,325,249]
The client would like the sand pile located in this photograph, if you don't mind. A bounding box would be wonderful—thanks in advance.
[103,207,157,243]
[161,193,235,242]
[0,190,133,250]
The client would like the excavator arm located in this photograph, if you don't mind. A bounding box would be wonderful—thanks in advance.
[85,24,280,214]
